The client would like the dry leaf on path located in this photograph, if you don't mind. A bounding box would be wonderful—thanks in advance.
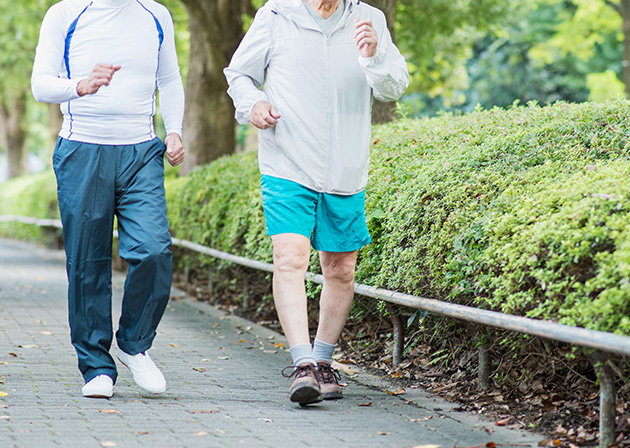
[410,416,433,422]
[100,409,120,414]
[386,388,406,395]
[377,432,391,435]
[193,431,207,436]
[192,367,207,373]
[190,410,220,414]
[495,417,510,426]
[357,402,372,407]
[101,442,117,447]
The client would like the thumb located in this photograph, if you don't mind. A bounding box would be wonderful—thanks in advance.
[270,106,281,119]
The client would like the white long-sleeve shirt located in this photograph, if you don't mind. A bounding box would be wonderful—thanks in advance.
[224,0,409,195]
[32,0,184,145]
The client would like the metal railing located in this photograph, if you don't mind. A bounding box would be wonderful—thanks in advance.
[1,214,627,447]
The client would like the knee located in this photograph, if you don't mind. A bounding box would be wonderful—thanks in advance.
[322,256,356,284]
[273,245,310,275]
[127,241,171,265]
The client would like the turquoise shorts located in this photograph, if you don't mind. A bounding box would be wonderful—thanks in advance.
[260,175,372,253]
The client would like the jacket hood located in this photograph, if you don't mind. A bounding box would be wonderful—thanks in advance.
[268,0,360,29]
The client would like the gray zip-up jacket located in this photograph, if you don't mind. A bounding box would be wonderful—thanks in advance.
[224,0,409,195]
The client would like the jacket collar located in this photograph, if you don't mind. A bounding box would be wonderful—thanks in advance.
[269,0,360,30]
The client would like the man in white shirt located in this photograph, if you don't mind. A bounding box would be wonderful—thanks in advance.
[32,0,185,399]
[225,0,408,406]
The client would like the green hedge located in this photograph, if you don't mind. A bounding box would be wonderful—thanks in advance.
[362,100,630,335]
[166,99,630,337]
[2,99,629,337]
[0,171,59,242]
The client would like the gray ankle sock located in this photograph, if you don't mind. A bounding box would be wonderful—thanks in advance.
[289,343,315,367]
[313,338,336,365]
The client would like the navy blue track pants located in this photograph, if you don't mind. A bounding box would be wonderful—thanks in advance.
[53,137,172,383]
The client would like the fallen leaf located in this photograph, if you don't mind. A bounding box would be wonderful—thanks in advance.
[18,345,39,349]
[377,432,391,435]
[237,339,247,343]
[495,417,511,426]
[192,367,207,373]
[553,440,561,447]
[201,359,212,362]
[101,442,117,447]
[215,429,225,434]
[357,402,372,407]
[190,410,220,414]
[8,353,18,358]
[0,362,8,365]
[257,418,272,423]
[194,431,208,436]
[263,350,277,354]
[386,388,406,395]
[168,343,180,348]
[391,372,403,378]
[483,426,494,434]
[272,343,285,348]
[134,432,149,436]
[217,356,229,360]
[555,424,567,435]
[410,416,433,422]
[0,392,9,397]
[40,331,52,336]
[100,409,120,414]
[486,443,496,448]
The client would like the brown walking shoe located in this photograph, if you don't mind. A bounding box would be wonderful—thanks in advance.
[317,361,343,400]
[282,363,322,406]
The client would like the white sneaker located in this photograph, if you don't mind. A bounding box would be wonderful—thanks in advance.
[117,350,166,394]
[82,375,113,398]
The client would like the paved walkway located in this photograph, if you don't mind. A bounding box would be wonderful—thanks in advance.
[0,239,543,448]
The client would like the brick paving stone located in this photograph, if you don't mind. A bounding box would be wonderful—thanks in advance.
[0,239,544,448]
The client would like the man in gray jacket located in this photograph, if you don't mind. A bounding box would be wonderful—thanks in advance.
[224,0,408,406]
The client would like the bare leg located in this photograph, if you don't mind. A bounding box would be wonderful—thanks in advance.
[271,233,312,347]
[315,250,357,345]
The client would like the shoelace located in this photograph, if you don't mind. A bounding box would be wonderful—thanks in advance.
[317,364,341,384]
[282,364,318,379]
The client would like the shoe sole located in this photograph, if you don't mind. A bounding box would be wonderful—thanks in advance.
[83,393,112,399]
[322,391,343,400]
[290,384,322,406]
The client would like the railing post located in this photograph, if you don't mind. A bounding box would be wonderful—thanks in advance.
[478,341,491,391]
[588,350,617,448]
[389,306,405,366]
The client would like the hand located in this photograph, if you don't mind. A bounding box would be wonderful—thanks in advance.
[355,20,378,58]
[165,133,185,167]
[251,100,281,130]
[77,63,121,96]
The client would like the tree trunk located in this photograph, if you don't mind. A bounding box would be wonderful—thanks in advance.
[0,87,28,179]
[365,0,398,124]
[178,0,255,175]
[620,0,630,97]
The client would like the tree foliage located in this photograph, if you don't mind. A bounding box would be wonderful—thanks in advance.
[0,0,54,178]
